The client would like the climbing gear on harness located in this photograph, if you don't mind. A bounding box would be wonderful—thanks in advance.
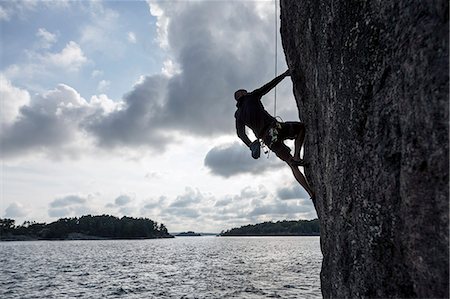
[250,140,261,159]
[266,122,282,147]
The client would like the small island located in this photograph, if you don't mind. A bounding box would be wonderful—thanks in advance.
[176,231,202,237]
[0,215,174,241]
[220,219,320,236]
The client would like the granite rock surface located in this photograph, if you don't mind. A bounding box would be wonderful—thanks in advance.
[280,1,449,297]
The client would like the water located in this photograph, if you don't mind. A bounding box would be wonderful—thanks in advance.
[1,236,322,299]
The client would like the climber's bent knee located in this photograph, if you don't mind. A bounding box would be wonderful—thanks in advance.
[279,122,304,140]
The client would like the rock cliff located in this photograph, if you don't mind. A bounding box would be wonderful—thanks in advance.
[280,1,448,298]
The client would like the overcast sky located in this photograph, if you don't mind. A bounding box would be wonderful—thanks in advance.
[0,0,316,233]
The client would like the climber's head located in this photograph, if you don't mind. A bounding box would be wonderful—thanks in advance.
[234,89,248,101]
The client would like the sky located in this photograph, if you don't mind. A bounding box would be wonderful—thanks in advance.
[0,0,316,233]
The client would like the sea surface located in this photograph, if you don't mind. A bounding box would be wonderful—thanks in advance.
[1,236,322,299]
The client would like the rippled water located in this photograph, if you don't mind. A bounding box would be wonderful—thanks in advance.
[1,236,322,298]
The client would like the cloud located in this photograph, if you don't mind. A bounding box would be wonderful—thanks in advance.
[249,201,312,217]
[2,1,294,159]
[83,1,281,151]
[169,187,203,208]
[4,40,88,83]
[84,75,170,150]
[40,41,87,71]
[50,195,86,208]
[214,196,232,207]
[142,196,165,211]
[0,84,88,158]
[204,142,283,178]
[0,82,120,159]
[4,202,29,218]
[48,194,93,218]
[91,69,103,78]
[0,0,70,22]
[161,59,180,77]
[115,195,133,206]
[97,80,110,92]
[79,2,124,58]
[276,183,309,200]
[0,75,30,124]
[127,31,136,43]
[36,28,57,49]
[0,6,9,21]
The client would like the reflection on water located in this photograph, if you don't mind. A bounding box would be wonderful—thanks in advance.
[1,236,322,298]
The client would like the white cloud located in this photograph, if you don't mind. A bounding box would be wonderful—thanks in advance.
[36,28,57,49]
[91,69,103,78]
[0,75,31,124]
[79,2,124,58]
[89,94,121,114]
[127,31,136,43]
[148,1,170,49]
[4,202,29,218]
[0,6,9,21]
[97,80,110,92]
[41,41,87,71]
[0,1,70,22]
[161,59,180,77]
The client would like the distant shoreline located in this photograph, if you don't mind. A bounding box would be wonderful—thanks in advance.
[219,233,320,237]
[0,233,174,242]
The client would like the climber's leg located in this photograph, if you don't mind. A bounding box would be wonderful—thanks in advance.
[293,123,305,161]
[271,141,314,198]
[279,122,305,162]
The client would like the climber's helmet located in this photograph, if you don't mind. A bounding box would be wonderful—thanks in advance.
[234,89,248,101]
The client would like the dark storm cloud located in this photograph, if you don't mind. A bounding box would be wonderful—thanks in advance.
[204,142,283,178]
[276,183,309,200]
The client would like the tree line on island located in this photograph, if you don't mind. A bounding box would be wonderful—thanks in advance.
[1,215,320,240]
[220,219,320,236]
[0,215,173,240]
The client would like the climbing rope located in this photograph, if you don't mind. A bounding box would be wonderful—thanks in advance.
[265,0,279,160]
[274,0,278,117]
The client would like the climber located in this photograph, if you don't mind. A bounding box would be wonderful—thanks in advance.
[234,69,315,199]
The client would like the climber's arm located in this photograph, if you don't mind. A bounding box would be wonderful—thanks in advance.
[236,120,252,147]
[250,69,291,97]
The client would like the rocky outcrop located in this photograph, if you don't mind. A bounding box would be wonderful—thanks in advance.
[280,1,448,298]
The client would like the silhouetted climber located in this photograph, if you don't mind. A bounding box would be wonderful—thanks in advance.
[234,69,314,198]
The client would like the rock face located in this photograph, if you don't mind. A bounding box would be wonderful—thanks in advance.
[280,1,448,298]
